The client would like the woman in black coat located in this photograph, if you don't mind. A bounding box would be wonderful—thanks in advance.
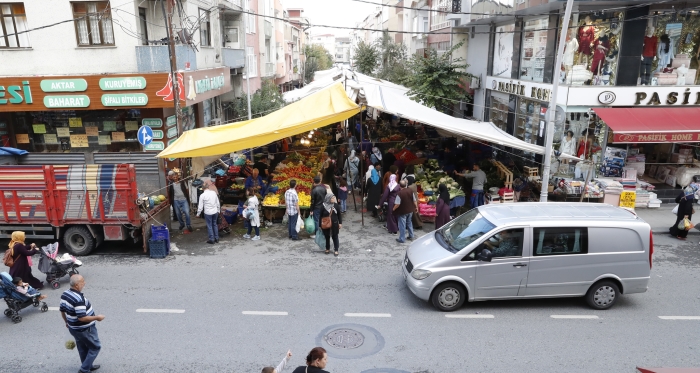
[670,189,695,239]
[7,231,43,290]
[320,194,342,256]
[365,168,382,217]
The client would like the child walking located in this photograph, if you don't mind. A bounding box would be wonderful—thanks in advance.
[338,179,348,213]
[262,350,292,373]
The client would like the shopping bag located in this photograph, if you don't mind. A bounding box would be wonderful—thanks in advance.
[672,204,679,214]
[305,216,315,234]
[315,229,326,250]
[684,217,692,231]
[295,214,302,233]
[282,212,288,224]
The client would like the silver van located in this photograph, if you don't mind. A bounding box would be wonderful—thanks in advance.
[402,203,653,311]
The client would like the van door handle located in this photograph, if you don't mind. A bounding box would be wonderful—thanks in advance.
[513,263,527,267]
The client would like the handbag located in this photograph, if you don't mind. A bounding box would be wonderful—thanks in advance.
[3,248,14,267]
[216,213,222,225]
[321,215,332,229]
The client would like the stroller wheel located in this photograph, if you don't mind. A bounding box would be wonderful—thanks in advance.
[51,281,61,290]
[3,309,12,318]
[69,269,79,276]
[40,303,48,312]
[11,315,21,323]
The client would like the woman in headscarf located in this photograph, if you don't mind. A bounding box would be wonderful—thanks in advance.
[7,231,43,290]
[365,165,375,183]
[378,174,400,234]
[670,186,696,240]
[319,193,342,256]
[344,150,360,189]
[435,183,452,229]
[370,147,382,165]
[365,166,383,218]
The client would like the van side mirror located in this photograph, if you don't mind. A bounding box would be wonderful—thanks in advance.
[477,248,493,262]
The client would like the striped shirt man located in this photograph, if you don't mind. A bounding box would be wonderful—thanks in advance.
[60,288,96,330]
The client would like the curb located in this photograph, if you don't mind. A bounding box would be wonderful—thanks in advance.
[652,229,700,235]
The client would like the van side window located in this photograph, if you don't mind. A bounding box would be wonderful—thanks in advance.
[533,227,588,256]
[484,228,524,259]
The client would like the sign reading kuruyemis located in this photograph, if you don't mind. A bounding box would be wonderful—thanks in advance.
[101,93,148,107]
[43,95,90,108]
[99,77,147,90]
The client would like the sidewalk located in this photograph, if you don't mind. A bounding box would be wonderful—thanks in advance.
[634,204,700,235]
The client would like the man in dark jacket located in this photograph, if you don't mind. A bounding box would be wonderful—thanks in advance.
[310,176,327,238]
[168,171,192,232]
[393,179,418,243]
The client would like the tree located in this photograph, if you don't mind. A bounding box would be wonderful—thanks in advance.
[402,41,472,114]
[233,78,285,120]
[376,31,408,82]
[304,44,334,82]
[353,40,380,75]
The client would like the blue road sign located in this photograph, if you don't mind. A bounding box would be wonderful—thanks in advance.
[138,125,154,146]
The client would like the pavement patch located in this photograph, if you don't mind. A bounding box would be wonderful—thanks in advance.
[316,323,385,360]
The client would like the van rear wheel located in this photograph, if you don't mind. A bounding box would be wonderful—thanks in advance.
[586,280,619,310]
[431,282,466,312]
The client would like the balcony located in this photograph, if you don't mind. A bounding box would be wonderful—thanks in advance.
[430,21,452,31]
[220,0,242,8]
[135,45,197,73]
[264,21,272,38]
[222,47,245,69]
[265,62,275,76]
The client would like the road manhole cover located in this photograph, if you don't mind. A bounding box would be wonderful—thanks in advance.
[325,328,365,349]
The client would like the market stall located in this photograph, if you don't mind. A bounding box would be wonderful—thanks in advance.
[414,159,466,222]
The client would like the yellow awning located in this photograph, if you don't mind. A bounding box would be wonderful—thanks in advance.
[157,82,360,159]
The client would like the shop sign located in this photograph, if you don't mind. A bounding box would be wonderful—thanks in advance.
[166,115,177,127]
[567,86,700,107]
[619,191,636,209]
[152,130,164,139]
[43,134,58,144]
[101,93,148,107]
[15,134,29,144]
[70,134,89,148]
[40,79,87,92]
[32,124,46,134]
[184,67,231,106]
[112,132,125,142]
[168,138,178,146]
[0,81,33,105]
[43,95,90,108]
[485,76,567,105]
[142,118,162,128]
[144,141,164,151]
[194,74,226,94]
[167,126,178,139]
[99,77,147,90]
[613,132,700,143]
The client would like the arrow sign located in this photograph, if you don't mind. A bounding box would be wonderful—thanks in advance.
[138,126,154,146]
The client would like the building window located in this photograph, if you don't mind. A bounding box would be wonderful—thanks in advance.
[0,3,30,48]
[138,7,148,46]
[520,17,549,82]
[246,46,257,77]
[246,0,255,34]
[199,8,210,46]
[72,1,114,46]
[431,0,448,30]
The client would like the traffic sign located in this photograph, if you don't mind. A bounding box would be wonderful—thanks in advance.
[138,126,154,146]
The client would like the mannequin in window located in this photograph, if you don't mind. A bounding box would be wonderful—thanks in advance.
[577,16,595,65]
[576,129,592,160]
[640,27,657,85]
[656,34,672,72]
[563,28,579,83]
[677,63,689,85]
[590,34,610,76]
[559,130,576,165]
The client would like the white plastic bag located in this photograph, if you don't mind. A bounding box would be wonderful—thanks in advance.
[295,214,302,233]
[282,212,288,224]
[672,204,679,214]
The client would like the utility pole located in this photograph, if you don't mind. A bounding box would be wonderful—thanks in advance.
[540,0,574,202]
[161,0,182,135]
[243,2,252,160]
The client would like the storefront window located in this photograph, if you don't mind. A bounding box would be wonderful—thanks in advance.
[514,98,545,145]
[561,12,624,86]
[489,92,509,132]
[492,22,515,77]
[520,17,549,82]
[642,12,700,86]
[13,109,143,153]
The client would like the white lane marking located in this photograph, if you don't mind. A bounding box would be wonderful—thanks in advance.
[344,313,391,318]
[136,309,185,313]
[445,314,494,319]
[550,315,599,319]
[659,316,700,320]
[242,311,288,316]
[48,307,59,311]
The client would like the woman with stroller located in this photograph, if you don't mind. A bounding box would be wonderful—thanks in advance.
[7,231,43,290]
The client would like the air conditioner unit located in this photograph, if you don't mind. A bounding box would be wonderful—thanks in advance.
[470,75,481,89]
[231,68,239,75]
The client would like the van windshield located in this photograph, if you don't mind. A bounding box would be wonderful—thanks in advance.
[441,209,496,251]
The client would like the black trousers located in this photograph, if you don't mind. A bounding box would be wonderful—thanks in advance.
[323,226,340,250]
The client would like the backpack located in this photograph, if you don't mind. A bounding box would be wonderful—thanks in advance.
[3,248,14,267]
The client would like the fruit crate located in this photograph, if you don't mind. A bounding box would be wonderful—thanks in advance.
[149,239,169,259]
[150,224,170,241]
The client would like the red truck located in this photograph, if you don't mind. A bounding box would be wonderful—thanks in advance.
[0,164,171,255]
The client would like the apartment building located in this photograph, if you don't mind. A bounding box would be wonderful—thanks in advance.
[310,34,336,58]
[335,37,351,65]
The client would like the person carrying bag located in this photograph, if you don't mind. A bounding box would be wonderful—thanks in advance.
[319,193,342,256]
[670,187,696,240]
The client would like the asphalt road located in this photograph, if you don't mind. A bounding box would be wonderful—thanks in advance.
[2,207,699,373]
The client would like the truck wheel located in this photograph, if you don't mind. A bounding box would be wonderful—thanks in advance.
[63,226,96,256]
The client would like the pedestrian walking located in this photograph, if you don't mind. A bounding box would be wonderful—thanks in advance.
[378,174,400,235]
[262,350,293,373]
[320,193,342,256]
[59,275,105,373]
[168,170,193,233]
[7,231,43,290]
[365,167,382,218]
[285,179,301,241]
[310,176,327,238]
[243,187,261,241]
[337,179,348,213]
[435,184,452,229]
[393,179,417,243]
[197,180,221,244]
[291,347,329,373]
[670,186,696,240]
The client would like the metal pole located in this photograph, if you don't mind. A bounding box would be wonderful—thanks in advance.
[540,0,574,202]
[161,0,181,132]
[243,1,253,161]
[360,106,365,226]
[579,161,592,203]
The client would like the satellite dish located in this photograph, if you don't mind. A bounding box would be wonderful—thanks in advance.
[554,105,566,125]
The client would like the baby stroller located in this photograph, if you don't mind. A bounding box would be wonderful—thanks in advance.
[38,242,82,289]
[377,202,388,223]
[1,272,48,323]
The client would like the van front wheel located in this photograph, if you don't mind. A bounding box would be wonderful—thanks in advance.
[586,280,619,310]
[431,282,466,312]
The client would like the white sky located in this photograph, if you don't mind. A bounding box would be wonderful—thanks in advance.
[282,0,379,37]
